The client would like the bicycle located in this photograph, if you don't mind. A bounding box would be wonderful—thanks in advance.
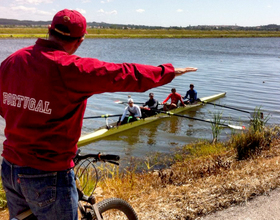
[12,149,138,220]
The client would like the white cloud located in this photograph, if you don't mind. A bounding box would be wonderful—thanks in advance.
[136,9,145,13]
[15,0,53,5]
[11,5,52,16]
[177,9,183,13]
[100,0,114,3]
[76,8,87,15]
[97,9,117,15]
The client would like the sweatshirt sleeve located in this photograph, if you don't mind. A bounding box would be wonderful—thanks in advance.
[57,55,175,101]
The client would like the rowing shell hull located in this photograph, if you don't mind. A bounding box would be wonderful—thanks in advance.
[78,92,226,146]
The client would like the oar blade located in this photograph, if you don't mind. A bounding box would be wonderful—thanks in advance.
[227,124,246,130]
[114,100,124,104]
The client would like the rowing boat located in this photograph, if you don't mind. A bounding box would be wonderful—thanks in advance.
[78,92,226,146]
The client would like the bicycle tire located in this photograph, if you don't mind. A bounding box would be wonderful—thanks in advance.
[91,198,138,220]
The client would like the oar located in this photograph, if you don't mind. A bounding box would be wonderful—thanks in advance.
[114,100,144,105]
[115,100,164,106]
[84,114,122,119]
[202,101,262,118]
[162,111,245,130]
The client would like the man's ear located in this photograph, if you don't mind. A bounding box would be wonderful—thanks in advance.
[76,37,84,47]
[48,25,51,32]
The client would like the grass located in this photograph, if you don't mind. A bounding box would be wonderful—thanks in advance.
[0,124,279,219]
[0,181,6,210]
[0,28,280,38]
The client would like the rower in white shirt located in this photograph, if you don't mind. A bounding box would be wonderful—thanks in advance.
[117,98,142,125]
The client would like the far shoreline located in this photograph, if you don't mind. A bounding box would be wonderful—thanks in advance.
[0,28,280,38]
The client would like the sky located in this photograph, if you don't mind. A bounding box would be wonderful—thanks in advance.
[0,0,279,27]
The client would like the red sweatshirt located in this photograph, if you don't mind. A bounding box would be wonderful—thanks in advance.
[0,38,175,171]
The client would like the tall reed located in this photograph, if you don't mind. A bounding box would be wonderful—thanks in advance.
[250,107,270,132]
[210,111,223,143]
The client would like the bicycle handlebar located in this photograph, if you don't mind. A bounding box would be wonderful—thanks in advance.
[74,150,120,165]
[77,154,120,161]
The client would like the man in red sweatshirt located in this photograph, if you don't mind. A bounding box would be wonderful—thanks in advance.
[0,9,197,219]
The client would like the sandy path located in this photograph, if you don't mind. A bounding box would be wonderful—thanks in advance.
[200,188,280,220]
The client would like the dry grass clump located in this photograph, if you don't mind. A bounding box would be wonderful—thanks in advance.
[96,126,280,219]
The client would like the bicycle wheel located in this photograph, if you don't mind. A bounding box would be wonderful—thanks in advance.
[91,198,138,220]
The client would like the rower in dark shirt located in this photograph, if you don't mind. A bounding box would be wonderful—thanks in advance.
[140,93,159,117]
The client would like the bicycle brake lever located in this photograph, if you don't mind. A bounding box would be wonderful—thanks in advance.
[107,161,119,165]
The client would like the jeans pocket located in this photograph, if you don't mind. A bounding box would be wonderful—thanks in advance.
[18,172,57,208]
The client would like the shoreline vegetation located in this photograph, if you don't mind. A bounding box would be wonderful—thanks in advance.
[0,116,279,219]
[96,125,280,219]
[0,28,280,38]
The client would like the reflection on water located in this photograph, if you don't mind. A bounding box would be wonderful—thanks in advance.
[162,117,181,134]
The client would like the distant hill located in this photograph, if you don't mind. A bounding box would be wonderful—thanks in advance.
[0,18,279,31]
[0,18,50,26]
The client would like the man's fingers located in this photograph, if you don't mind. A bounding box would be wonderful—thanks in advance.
[186,67,198,72]
[174,67,198,76]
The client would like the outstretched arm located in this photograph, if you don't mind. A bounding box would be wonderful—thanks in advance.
[174,67,197,77]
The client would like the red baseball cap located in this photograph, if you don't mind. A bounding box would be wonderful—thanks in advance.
[50,9,87,38]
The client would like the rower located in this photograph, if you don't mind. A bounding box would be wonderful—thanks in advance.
[117,98,142,125]
[162,88,186,111]
[183,83,198,104]
[140,93,159,118]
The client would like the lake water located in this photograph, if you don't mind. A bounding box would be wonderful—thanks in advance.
[0,37,279,166]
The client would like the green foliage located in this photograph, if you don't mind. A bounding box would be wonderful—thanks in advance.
[182,140,228,159]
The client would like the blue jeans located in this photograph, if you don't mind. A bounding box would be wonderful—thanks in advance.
[1,158,78,220]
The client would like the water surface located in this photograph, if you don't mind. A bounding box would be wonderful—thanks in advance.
[0,38,279,165]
